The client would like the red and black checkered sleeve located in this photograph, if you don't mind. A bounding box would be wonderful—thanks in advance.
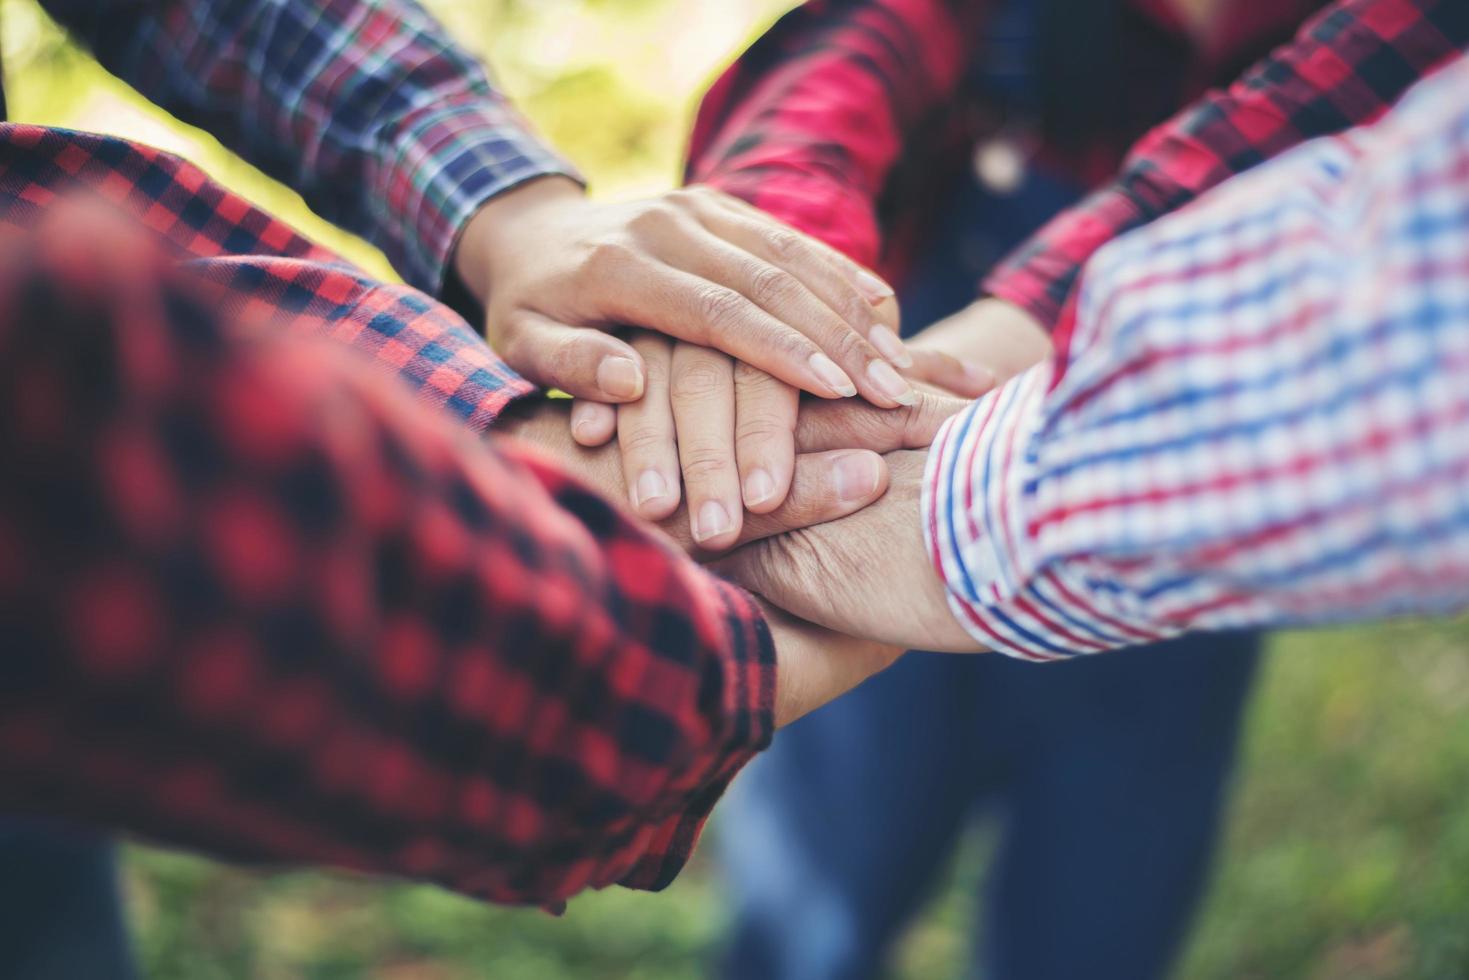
[985,0,1469,330]
[0,205,775,909]
[687,0,980,269]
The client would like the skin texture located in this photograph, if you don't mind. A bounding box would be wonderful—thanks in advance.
[907,297,1052,394]
[495,398,922,726]
[717,450,982,653]
[710,304,1052,653]
[453,176,914,407]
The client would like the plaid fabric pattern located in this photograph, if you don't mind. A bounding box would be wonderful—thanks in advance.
[0,124,533,431]
[923,55,1469,659]
[33,0,580,294]
[0,200,775,907]
[688,0,1469,328]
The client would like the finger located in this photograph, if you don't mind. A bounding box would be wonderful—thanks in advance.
[695,187,903,326]
[904,348,998,398]
[688,193,910,367]
[734,365,798,514]
[731,449,888,547]
[616,334,681,519]
[794,390,969,454]
[669,239,916,411]
[569,399,617,446]
[497,312,645,402]
[670,343,742,550]
[660,237,917,409]
[601,254,859,400]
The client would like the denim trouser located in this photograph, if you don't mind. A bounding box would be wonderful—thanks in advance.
[0,819,135,979]
[716,168,1261,980]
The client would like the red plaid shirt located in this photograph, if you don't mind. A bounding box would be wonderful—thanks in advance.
[688,0,1469,328]
[0,0,777,909]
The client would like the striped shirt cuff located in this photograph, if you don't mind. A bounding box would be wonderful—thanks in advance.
[922,364,1176,660]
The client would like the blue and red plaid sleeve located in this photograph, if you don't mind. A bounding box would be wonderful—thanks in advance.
[984,0,1469,327]
[0,200,775,907]
[37,0,581,295]
[923,55,1469,659]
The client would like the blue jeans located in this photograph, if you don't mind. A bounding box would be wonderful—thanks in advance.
[0,819,136,979]
[716,169,1262,980]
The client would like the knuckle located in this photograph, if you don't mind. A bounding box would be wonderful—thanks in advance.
[763,228,804,262]
[581,238,635,278]
[628,201,681,236]
[827,327,873,365]
[669,361,728,401]
[694,285,750,334]
[747,264,801,309]
[736,414,791,445]
[680,445,734,481]
[618,423,671,456]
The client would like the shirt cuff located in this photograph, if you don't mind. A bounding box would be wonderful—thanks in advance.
[383,92,584,297]
[982,186,1147,332]
[922,364,1175,659]
[617,579,775,891]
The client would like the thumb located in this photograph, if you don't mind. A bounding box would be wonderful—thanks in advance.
[498,312,646,402]
[904,348,997,398]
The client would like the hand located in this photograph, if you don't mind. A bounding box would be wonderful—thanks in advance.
[764,601,903,728]
[496,398,892,557]
[568,338,969,550]
[905,297,1052,398]
[452,177,916,407]
[716,450,983,652]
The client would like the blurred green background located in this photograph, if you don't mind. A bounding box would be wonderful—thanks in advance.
[5,1,1469,977]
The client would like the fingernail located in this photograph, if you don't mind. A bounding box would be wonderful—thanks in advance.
[831,452,882,502]
[869,325,913,368]
[693,500,734,543]
[597,356,644,400]
[866,359,918,406]
[964,363,998,390]
[744,468,776,507]
[854,268,895,304]
[808,353,857,397]
[633,470,670,510]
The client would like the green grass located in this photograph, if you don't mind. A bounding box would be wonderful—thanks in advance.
[7,0,1469,974]
[120,619,1469,980]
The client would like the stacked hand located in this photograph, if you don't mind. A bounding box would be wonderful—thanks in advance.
[456,175,1054,719]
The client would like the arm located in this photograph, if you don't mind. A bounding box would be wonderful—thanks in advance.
[40,0,576,296]
[985,0,1469,329]
[927,54,1469,656]
[721,55,1469,656]
[40,1,916,409]
[0,204,893,907]
[687,0,981,269]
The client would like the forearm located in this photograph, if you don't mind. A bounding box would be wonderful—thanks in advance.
[985,0,1469,329]
[0,207,772,907]
[41,0,580,294]
[929,56,1469,657]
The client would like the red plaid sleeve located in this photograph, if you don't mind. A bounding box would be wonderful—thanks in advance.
[985,0,1469,329]
[39,0,581,294]
[687,0,981,269]
[0,124,533,431]
[0,203,775,908]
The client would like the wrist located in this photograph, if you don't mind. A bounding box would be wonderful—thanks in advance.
[452,175,586,306]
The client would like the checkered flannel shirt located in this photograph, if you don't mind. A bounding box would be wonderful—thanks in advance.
[0,0,776,910]
[924,54,1469,658]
